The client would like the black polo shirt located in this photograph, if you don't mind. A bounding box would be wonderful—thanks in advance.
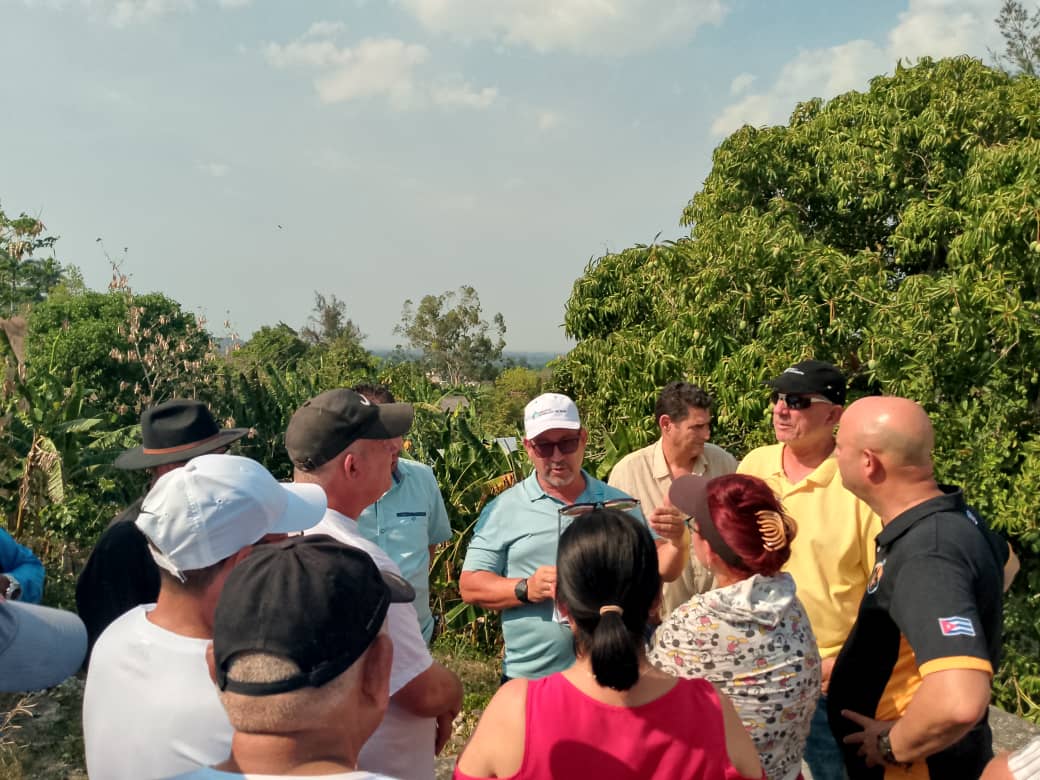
[827,487,1004,779]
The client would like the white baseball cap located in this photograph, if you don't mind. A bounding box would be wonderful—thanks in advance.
[524,393,581,440]
[136,454,327,580]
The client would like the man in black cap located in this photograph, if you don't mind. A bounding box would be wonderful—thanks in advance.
[287,389,462,780]
[737,359,882,780]
[172,535,409,779]
[75,399,248,652]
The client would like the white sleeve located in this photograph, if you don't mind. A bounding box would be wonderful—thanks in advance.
[385,599,433,695]
[1010,737,1040,780]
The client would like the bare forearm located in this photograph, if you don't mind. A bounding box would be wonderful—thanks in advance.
[656,540,684,582]
[889,669,991,762]
[459,570,522,610]
[393,661,463,718]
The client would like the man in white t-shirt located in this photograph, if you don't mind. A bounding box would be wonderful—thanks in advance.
[287,389,463,780]
[82,455,327,780]
[171,534,410,780]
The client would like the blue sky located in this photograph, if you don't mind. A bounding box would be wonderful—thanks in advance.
[2,0,1003,351]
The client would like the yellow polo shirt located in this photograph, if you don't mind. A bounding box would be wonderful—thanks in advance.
[738,443,882,658]
[609,439,738,616]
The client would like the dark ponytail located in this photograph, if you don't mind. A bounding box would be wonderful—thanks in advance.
[556,508,660,691]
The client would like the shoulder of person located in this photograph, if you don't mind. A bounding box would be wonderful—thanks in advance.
[735,443,778,473]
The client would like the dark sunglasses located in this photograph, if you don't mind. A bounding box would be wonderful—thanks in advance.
[769,391,832,411]
[558,498,640,519]
[529,436,582,458]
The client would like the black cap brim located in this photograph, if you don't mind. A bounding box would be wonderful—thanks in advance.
[358,402,414,440]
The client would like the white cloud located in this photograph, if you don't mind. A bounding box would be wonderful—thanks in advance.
[266,27,497,110]
[109,0,193,27]
[25,0,250,25]
[198,162,230,177]
[314,38,428,106]
[432,81,498,109]
[729,72,756,95]
[537,110,561,131]
[396,0,727,56]
[710,0,1003,137]
[303,20,346,39]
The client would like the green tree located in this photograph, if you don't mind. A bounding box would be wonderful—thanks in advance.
[396,286,506,386]
[296,291,375,385]
[25,283,212,417]
[481,366,542,436]
[552,56,1040,717]
[992,0,1040,75]
[233,322,310,372]
[0,204,66,315]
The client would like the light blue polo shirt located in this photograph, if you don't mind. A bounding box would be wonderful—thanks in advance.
[462,470,647,680]
[358,459,453,644]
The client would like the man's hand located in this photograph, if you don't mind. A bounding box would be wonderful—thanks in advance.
[527,566,557,602]
[648,505,686,544]
[435,709,456,755]
[820,656,836,695]
[842,709,895,767]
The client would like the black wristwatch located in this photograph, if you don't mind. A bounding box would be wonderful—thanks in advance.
[514,578,530,604]
[877,729,911,769]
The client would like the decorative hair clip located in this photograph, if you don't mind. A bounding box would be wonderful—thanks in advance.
[755,510,787,551]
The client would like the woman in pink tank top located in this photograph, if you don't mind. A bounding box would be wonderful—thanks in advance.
[454,508,765,780]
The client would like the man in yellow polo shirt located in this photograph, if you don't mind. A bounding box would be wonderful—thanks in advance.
[738,359,882,780]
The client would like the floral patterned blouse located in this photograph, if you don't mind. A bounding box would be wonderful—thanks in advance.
[648,572,821,780]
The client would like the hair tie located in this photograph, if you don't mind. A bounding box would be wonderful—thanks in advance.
[756,510,788,551]
[598,605,624,617]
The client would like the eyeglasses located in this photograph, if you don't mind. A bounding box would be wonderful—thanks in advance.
[528,436,582,458]
[558,498,640,519]
[770,391,832,411]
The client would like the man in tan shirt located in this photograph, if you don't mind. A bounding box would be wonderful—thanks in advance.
[608,382,737,616]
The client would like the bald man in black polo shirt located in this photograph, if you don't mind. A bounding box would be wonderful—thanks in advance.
[828,396,1005,779]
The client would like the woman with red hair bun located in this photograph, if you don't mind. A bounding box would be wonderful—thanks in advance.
[649,473,821,780]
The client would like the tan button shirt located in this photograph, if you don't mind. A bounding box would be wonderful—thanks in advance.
[608,439,738,616]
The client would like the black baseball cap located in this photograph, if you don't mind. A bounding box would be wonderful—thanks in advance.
[212,535,415,697]
[285,389,414,471]
[764,360,846,405]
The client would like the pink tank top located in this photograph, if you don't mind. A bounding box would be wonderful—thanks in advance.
[455,673,758,780]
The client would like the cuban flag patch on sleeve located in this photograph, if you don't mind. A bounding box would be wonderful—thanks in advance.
[938,616,976,637]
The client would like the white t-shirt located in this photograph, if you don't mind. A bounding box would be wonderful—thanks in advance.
[83,605,232,780]
[306,510,436,780]
[171,768,396,779]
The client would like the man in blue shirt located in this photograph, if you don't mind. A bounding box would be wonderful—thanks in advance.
[354,384,453,644]
[460,392,685,680]
[0,528,44,604]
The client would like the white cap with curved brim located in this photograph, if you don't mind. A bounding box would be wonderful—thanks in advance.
[136,454,327,581]
[524,393,581,440]
[0,601,86,692]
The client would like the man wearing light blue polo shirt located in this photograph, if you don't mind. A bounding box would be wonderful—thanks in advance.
[354,385,453,645]
[459,393,685,681]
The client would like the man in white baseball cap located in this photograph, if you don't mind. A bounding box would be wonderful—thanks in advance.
[460,392,678,682]
[82,454,327,780]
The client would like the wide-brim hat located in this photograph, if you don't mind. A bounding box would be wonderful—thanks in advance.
[115,399,248,471]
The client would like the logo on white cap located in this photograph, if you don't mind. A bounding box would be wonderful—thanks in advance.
[524,393,581,440]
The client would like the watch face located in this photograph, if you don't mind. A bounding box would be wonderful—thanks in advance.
[515,578,528,602]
